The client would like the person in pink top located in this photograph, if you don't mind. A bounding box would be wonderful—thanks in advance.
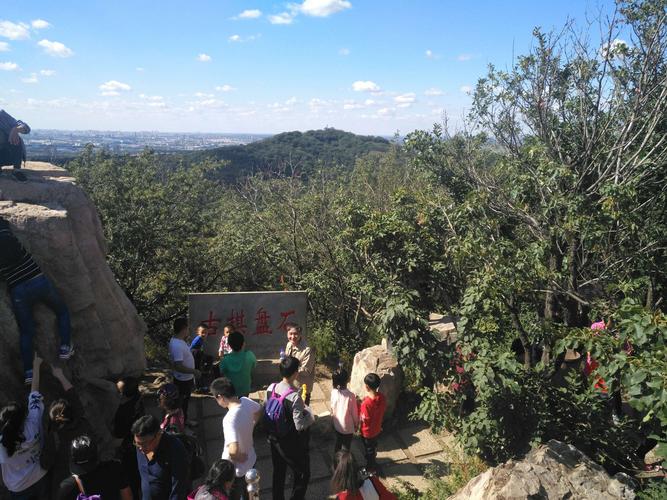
[158,383,185,434]
[218,323,234,358]
[330,368,359,455]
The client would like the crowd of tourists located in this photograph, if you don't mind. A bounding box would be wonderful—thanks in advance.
[0,316,394,500]
[0,111,396,499]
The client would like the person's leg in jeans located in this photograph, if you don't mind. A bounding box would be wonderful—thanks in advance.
[175,378,193,421]
[229,474,250,500]
[10,281,38,378]
[288,439,310,500]
[270,439,287,500]
[40,276,72,351]
[362,436,378,471]
[334,431,353,453]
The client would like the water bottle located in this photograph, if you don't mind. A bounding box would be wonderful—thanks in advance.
[279,349,286,361]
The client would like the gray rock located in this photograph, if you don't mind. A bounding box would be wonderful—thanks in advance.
[349,343,403,419]
[449,440,636,499]
[0,162,145,451]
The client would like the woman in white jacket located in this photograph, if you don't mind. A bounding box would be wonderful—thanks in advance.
[0,355,48,499]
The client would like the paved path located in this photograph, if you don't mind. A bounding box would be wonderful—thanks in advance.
[184,378,454,499]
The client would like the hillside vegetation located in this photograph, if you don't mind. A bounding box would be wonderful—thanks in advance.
[186,127,391,182]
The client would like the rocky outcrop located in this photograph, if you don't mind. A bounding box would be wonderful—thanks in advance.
[350,342,403,419]
[449,440,636,500]
[0,162,145,453]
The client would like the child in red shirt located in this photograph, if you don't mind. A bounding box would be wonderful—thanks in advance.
[359,373,386,473]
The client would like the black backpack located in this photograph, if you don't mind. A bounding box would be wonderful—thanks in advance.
[171,432,206,481]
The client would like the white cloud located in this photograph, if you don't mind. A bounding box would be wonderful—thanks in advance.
[394,93,416,108]
[425,49,439,60]
[136,67,144,72]
[196,53,212,62]
[99,80,131,96]
[0,21,30,40]
[229,35,241,42]
[343,102,363,110]
[31,19,50,30]
[0,61,19,71]
[457,53,472,61]
[299,0,352,17]
[194,92,214,98]
[339,47,350,56]
[309,98,330,111]
[601,39,628,60]
[269,13,294,24]
[236,9,262,19]
[0,42,9,52]
[460,85,472,94]
[24,76,39,86]
[139,94,166,108]
[139,94,164,101]
[424,87,443,96]
[377,107,394,116]
[285,96,298,106]
[38,39,73,57]
[190,98,227,109]
[352,80,380,92]
[40,69,55,76]
[216,84,236,92]
[22,73,38,84]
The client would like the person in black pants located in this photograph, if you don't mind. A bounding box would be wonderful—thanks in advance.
[169,318,200,422]
[265,356,314,500]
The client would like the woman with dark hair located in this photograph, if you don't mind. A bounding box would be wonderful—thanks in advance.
[331,451,395,500]
[42,365,93,493]
[191,458,235,500]
[0,355,48,499]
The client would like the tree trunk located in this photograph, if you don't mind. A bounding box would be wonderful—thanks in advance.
[563,234,580,327]
[508,302,533,368]
[542,238,561,365]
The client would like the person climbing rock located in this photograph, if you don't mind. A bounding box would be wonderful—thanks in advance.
[0,217,74,383]
[0,110,30,181]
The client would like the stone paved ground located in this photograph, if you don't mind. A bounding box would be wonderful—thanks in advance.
[179,375,455,500]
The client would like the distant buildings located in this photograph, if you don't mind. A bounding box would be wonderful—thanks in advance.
[24,129,270,162]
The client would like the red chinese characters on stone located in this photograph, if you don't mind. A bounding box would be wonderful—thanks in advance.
[278,309,296,331]
[201,311,220,335]
[254,308,272,335]
[226,309,247,332]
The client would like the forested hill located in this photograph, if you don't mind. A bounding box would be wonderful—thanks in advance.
[188,128,391,182]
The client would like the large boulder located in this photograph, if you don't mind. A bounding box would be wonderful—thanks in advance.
[350,342,403,419]
[449,440,636,500]
[0,162,145,453]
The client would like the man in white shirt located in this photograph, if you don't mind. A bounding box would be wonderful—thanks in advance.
[210,377,261,500]
[169,318,200,422]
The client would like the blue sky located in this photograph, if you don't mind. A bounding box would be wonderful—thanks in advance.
[0,0,616,135]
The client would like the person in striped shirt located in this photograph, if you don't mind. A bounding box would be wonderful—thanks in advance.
[0,109,30,170]
[0,217,73,384]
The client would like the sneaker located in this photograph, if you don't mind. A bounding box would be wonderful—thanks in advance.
[24,369,33,385]
[59,344,75,360]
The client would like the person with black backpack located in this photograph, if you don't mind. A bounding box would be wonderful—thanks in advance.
[264,356,314,500]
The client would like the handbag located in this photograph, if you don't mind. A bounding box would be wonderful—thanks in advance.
[73,475,102,500]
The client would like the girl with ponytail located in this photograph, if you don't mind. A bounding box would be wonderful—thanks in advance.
[0,355,48,499]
